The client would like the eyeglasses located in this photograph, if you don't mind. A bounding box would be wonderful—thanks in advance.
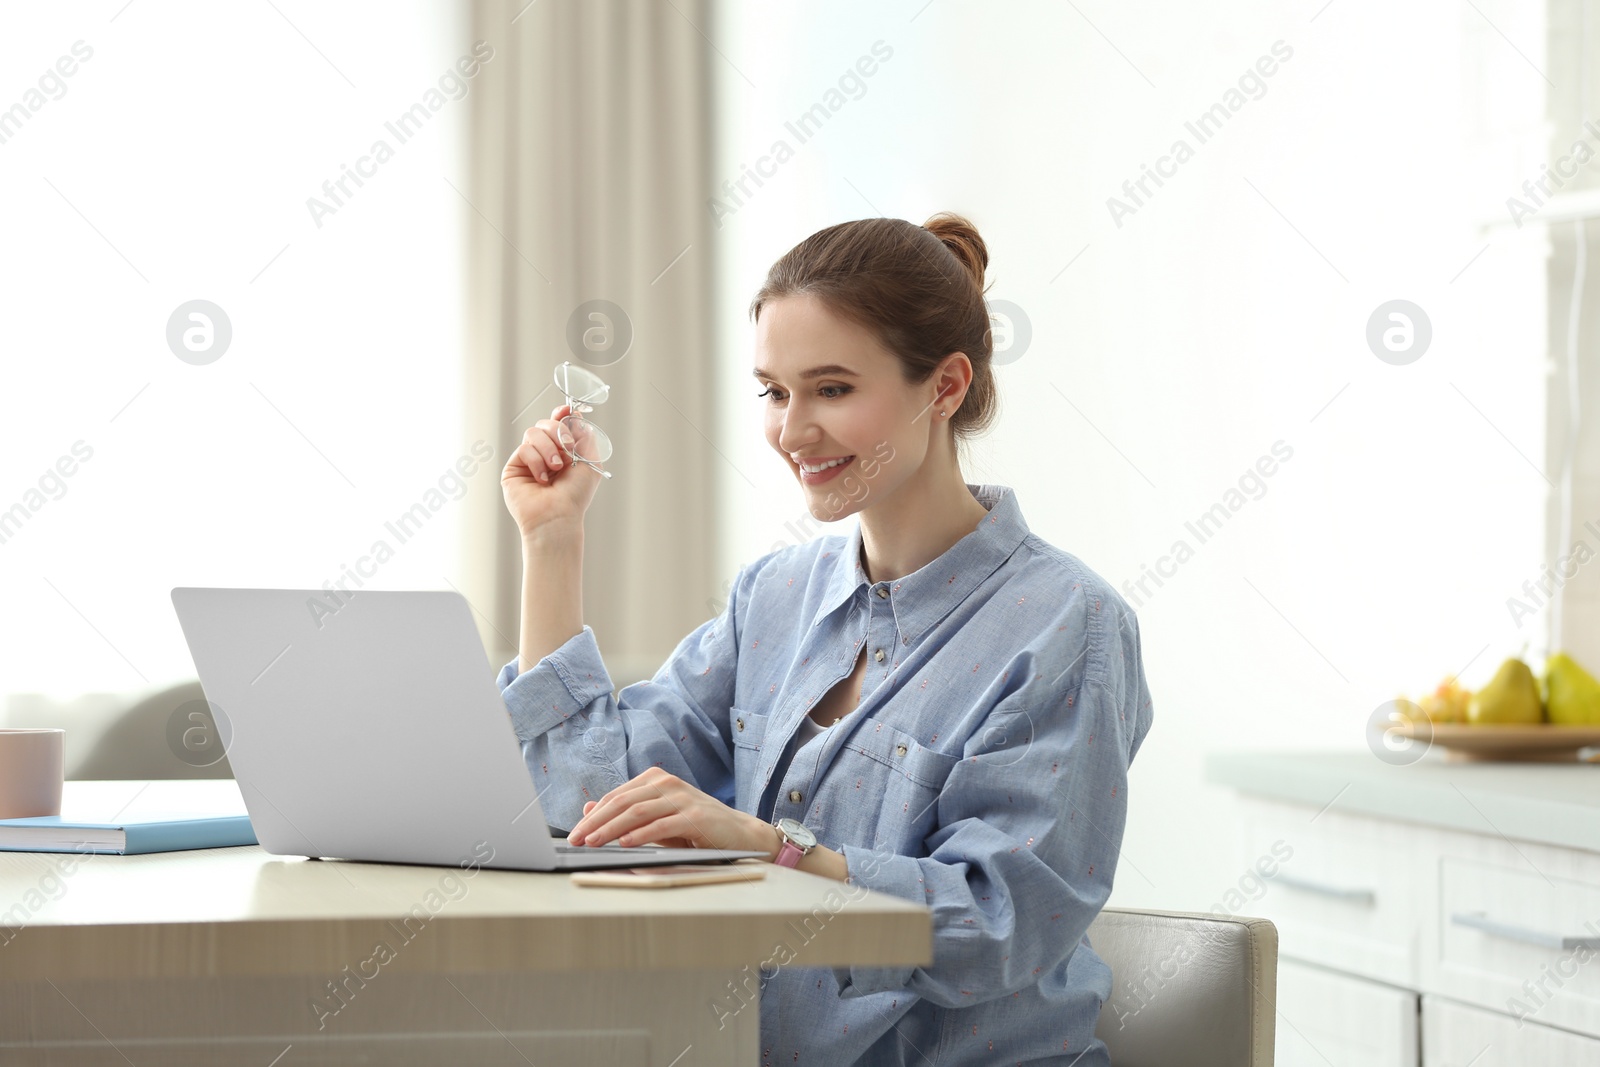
[554,361,615,479]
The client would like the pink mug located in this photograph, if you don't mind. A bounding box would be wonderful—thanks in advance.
[0,729,65,819]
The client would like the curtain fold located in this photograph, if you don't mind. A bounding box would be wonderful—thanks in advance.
[461,0,719,683]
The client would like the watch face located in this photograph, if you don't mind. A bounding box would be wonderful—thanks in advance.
[777,817,816,850]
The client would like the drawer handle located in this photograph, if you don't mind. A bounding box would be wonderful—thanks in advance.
[1272,873,1376,905]
[1450,911,1600,951]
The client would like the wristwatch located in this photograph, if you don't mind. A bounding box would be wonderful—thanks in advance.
[772,817,817,868]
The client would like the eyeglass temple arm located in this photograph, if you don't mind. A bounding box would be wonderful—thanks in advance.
[569,453,613,479]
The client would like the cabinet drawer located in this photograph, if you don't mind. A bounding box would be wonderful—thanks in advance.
[1429,842,1600,1039]
[1275,959,1417,1067]
[1422,994,1600,1066]
[1235,797,1422,985]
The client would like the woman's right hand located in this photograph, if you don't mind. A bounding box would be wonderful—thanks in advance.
[502,404,603,538]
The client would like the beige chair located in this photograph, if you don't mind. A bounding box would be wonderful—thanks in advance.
[1089,907,1278,1067]
[36,679,236,781]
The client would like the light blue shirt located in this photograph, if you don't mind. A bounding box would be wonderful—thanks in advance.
[497,482,1154,1066]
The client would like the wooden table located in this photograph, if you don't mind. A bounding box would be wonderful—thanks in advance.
[0,844,931,1066]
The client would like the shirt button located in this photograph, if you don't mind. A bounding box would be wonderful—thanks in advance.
[735,717,744,732]
[895,743,908,757]
[788,789,803,803]
[874,648,885,662]
[876,587,889,599]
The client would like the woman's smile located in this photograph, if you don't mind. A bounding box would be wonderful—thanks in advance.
[796,455,856,484]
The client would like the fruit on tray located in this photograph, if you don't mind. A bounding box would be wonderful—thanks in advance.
[1467,657,1544,725]
[1415,676,1471,724]
[1542,652,1600,726]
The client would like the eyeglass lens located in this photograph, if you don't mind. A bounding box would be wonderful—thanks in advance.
[554,362,614,464]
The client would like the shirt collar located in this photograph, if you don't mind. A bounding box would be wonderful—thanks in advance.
[811,483,1030,648]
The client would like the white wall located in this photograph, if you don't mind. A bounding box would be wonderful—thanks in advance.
[0,2,471,706]
[709,0,1551,910]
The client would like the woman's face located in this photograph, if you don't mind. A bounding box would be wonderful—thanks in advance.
[753,292,945,521]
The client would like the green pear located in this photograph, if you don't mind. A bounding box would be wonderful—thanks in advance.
[1467,657,1544,725]
[1543,652,1600,726]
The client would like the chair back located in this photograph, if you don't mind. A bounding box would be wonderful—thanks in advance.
[1089,907,1278,1067]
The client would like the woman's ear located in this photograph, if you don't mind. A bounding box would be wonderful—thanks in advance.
[935,352,974,414]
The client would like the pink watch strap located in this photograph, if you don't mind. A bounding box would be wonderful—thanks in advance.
[774,838,806,868]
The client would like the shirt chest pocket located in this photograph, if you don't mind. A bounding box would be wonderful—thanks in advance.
[729,707,769,814]
[829,721,960,849]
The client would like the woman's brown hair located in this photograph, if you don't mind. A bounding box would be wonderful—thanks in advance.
[748,212,998,453]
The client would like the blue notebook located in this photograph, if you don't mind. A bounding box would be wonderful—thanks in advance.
[0,779,257,855]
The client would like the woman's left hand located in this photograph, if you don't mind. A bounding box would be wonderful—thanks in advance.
[566,767,777,857]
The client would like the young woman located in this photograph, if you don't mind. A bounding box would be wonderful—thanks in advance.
[497,212,1154,1066]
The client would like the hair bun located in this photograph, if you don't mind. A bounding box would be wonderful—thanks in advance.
[923,211,988,290]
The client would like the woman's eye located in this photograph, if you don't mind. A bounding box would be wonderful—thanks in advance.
[756,385,850,403]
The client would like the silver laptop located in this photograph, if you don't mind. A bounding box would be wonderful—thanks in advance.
[170,587,765,871]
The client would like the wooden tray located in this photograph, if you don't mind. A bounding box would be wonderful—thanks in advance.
[1394,721,1600,762]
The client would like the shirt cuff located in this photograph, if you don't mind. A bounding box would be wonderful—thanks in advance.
[832,844,923,997]
[496,624,616,742]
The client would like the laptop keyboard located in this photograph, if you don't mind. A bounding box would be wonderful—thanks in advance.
[555,844,662,853]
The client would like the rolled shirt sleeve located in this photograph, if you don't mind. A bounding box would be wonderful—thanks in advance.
[833,606,1154,1007]
[495,553,774,830]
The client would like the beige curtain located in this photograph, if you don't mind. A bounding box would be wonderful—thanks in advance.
[461,0,719,684]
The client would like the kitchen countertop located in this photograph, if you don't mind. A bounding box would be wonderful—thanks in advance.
[1204,750,1600,855]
